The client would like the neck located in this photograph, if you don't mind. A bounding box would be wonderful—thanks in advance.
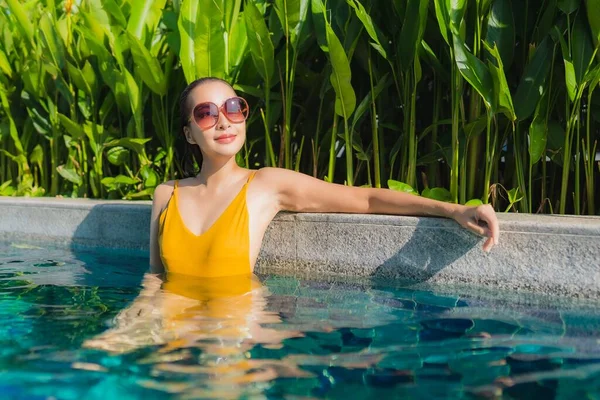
[196,156,244,188]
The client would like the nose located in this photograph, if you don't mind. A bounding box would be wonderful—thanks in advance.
[215,107,231,130]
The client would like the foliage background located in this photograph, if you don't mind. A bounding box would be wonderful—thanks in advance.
[0,0,598,215]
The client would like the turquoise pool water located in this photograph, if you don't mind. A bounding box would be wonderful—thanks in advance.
[1,241,600,399]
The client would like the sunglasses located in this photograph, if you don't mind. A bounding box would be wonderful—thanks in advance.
[189,97,249,130]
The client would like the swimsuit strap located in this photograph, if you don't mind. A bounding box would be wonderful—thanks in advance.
[168,180,179,204]
[247,170,258,184]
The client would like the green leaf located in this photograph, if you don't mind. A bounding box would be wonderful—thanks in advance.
[127,32,166,96]
[465,199,483,206]
[546,120,566,164]
[311,0,328,51]
[346,0,389,60]
[140,165,159,188]
[81,61,97,94]
[397,0,428,72]
[0,48,12,78]
[534,0,557,44]
[485,0,515,68]
[39,12,65,70]
[453,35,496,112]
[0,180,16,196]
[586,64,600,91]
[57,113,86,140]
[449,0,467,36]
[529,115,547,165]
[224,0,242,34]
[275,0,310,49]
[228,12,247,76]
[350,73,390,134]
[325,21,356,119]
[29,144,43,165]
[127,0,167,44]
[0,150,27,167]
[194,0,225,78]
[5,0,34,45]
[244,1,275,84]
[484,42,516,120]
[507,187,524,203]
[422,187,452,202]
[0,82,24,156]
[232,84,262,98]
[464,115,488,138]
[125,188,154,199]
[564,60,578,101]
[101,175,139,189]
[433,0,451,45]
[557,0,580,13]
[104,138,151,155]
[420,40,450,83]
[106,146,130,166]
[67,62,91,96]
[120,68,143,138]
[388,180,418,195]
[102,0,128,28]
[514,37,553,120]
[587,0,600,47]
[555,27,578,101]
[178,0,199,82]
[114,175,139,185]
[22,59,45,99]
[57,165,82,185]
[572,14,594,85]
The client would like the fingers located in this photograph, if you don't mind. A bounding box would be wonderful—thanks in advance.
[482,236,494,253]
[477,204,500,246]
[465,220,490,237]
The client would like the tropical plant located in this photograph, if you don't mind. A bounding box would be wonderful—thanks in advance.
[0,0,597,215]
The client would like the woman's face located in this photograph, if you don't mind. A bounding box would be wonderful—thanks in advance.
[184,81,247,160]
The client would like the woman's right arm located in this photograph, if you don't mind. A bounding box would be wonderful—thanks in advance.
[149,182,175,273]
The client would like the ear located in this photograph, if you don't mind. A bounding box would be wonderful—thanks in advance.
[183,126,196,144]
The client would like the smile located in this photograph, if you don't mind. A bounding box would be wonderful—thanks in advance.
[215,134,236,144]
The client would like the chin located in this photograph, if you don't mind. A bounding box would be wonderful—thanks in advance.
[212,143,244,158]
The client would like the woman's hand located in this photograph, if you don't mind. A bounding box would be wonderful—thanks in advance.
[452,204,500,252]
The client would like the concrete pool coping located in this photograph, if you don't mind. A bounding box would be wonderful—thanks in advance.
[1,196,599,299]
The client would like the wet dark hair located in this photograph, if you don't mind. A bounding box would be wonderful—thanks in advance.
[176,77,233,178]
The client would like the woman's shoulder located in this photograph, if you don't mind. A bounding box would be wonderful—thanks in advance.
[252,167,307,183]
[152,180,177,208]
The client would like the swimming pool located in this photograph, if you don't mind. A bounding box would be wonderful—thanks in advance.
[1,240,599,399]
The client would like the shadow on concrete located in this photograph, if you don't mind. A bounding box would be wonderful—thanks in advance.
[370,219,480,283]
[67,203,151,289]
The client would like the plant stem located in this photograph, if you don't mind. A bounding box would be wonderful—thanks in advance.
[559,94,581,213]
[407,68,417,189]
[575,109,581,215]
[368,56,381,188]
[428,73,441,188]
[327,113,338,183]
[482,112,494,204]
[585,87,596,215]
[450,59,460,203]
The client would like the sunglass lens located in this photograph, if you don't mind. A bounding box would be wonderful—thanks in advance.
[225,98,248,122]
[193,103,218,129]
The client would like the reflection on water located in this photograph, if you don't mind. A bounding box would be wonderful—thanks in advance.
[1,241,600,399]
[84,272,308,394]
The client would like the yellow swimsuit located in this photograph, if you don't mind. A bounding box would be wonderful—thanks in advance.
[158,171,257,278]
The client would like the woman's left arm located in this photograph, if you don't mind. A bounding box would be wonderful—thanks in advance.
[261,168,499,252]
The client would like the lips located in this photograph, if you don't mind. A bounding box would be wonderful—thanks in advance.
[215,134,236,140]
[215,134,237,144]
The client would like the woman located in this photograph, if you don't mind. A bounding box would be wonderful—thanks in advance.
[150,77,499,276]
